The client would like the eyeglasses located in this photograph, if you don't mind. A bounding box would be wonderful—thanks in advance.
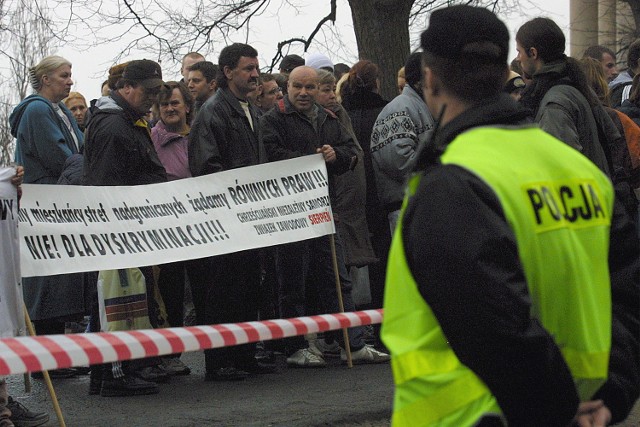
[266,87,283,95]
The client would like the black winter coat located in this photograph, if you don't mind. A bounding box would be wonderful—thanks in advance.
[189,87,266,176]
[259,97,357,178]
[83,92,167,186]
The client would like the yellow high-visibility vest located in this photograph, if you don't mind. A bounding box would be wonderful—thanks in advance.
[382,126,613,426]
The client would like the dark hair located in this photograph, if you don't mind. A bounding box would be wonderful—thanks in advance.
[405,52,423,87]
[340,60,379,97]
[216,43,258,88]
[261,73,276,83]
[188,61,218,83]
[629,74,640,103]
[583,45,616,62]
[423,47,507,103]
[333,63,351,80]
[272,73,288,95]
[157,81,194,124]
[627,39,640,70]
[516,18,565,63]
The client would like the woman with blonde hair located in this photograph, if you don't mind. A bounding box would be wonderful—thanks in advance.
[63,91,88,130]
[10,55,82,183]
[8,56,86,378]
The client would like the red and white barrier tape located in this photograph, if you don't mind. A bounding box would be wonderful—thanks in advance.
[0,309,383,376]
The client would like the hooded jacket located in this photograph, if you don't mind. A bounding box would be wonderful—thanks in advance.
[83,92,167,186]
[520,60,613,176]
[10,94,83,184]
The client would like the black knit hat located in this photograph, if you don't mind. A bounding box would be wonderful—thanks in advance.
[122,60,164,89]
[421,5,509,65]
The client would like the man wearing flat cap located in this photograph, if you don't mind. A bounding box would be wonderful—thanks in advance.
[84,59,167,186]
[381,5,639,427]
[83,59,168,397]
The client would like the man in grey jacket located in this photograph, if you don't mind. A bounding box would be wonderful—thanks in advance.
[370,52,434,233]
[516,17,612,176]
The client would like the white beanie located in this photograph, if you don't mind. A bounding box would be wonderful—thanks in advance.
[305,52,334,71]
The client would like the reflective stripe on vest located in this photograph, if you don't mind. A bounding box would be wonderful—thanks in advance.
[382,125,613,426]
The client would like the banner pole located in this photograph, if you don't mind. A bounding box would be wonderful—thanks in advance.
[22,373,30,393]
[23,305,66,427]
[329,234,353,368]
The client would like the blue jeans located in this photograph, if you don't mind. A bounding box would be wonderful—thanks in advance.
[275,233,365,355]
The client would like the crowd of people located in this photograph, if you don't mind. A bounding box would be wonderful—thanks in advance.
[1,5,640,426]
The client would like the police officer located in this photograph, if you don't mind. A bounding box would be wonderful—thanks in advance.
[380,6,640,427]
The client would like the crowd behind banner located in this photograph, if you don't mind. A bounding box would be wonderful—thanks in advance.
[17,155,335,277]
[1,9,640,426]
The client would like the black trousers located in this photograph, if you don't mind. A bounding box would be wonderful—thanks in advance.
[203,249,261,372]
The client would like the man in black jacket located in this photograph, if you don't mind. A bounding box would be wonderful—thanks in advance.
[83,59,167,397]
[188,43,271,381]
[260,66,389,367]
[381,6,639,426]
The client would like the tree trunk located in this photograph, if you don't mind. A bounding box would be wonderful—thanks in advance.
[348,0,415,100]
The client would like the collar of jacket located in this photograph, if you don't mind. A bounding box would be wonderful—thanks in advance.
[414,93,532,170]
[218,88,254,114]
[153,120,189,147]
[111,90,148,122]
[520,58,573,117]
[216,87,259,128]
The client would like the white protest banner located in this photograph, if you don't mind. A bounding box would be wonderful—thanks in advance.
[19,155,335,277]
[0,167,26,338]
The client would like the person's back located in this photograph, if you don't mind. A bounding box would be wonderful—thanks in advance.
[370,52,434,232]
[536,83,610,172]
[382,6,639,426]
[517,18,611,175]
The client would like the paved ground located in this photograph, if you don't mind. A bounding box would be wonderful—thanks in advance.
[6,351,393,427]
[5,350,639,426]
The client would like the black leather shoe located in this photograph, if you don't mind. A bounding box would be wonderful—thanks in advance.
[204,367,249,382]
[31,368,77,379]
[100,375,159,397]
[237,360,278,374]
[7,397,49,427]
